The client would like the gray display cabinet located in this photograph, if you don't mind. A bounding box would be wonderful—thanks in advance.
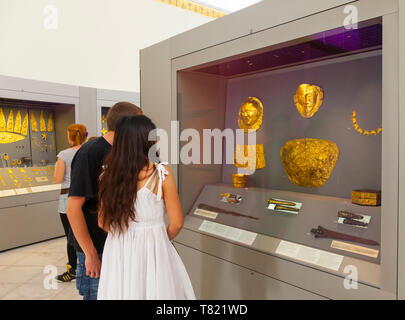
[141,0,405,299]
[0,75,77,252]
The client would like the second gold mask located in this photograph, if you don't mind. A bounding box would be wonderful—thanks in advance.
[294,84,324,118]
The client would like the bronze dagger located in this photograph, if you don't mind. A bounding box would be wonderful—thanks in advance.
[310,226,379,246]
[198,203,258,220]
[343,219,368,227]
[338,210,364,220]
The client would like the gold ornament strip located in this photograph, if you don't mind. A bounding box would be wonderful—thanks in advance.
[21,113,29,136]
[31,112,38,132]
[40,111,46,132]
[0,108,6,131]
[352,111,382,136]
[155,0,226,19]
[14,111,22,133]
[47,113,54,132]
[6,109,14,132]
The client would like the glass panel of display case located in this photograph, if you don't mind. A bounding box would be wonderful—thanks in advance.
[101,106,110,135]
[177,18,382,265]
[0,97,75,195]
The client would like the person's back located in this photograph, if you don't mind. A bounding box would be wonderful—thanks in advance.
[67,101,142,300]
[54,123,87,283]
[97,115,195,300]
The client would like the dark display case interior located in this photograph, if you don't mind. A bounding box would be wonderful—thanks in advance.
[177,18,382,266]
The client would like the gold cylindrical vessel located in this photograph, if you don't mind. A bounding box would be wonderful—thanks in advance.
[232,174,248,188]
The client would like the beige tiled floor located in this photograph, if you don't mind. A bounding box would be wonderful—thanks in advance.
[0,237,82,300]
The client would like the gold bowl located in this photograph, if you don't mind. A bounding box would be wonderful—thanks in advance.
[280,138,339,188]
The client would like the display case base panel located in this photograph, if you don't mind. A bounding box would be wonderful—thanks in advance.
[174,242,326,300]
[189,184,381,264]
[0,199,64,251]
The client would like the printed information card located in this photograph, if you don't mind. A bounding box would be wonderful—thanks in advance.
[198,220,257,246]
[276,240,344,271]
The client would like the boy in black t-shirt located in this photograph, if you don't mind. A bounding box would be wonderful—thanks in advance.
[67,102,142,300]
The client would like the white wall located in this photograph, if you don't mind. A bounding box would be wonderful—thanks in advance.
[0,0,213,92]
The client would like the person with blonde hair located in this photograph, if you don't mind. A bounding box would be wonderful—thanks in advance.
[54,123,87,282]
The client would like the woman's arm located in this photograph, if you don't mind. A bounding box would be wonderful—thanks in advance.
[53,157,66,184]
[163,166,184,241]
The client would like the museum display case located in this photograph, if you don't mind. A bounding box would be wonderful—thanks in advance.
[179,18,383,265]
[0,98,75,197]
[141,0,403,299]
[0,75,78,251]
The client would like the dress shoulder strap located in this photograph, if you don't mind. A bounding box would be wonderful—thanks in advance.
[155,162,169,200]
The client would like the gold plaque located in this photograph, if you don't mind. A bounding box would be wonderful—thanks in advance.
[351,190,381,206]
[238,97,263,132]
[232,174,248,188]
[234,144,266,171]
[280,139,339,187]
[294,84,324,118]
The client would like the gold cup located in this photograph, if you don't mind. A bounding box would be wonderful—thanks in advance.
[232,174,248,188]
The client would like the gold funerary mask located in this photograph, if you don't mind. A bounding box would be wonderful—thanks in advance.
[280,139,339,188]
[294,84,324,118]
[238,97,263,132]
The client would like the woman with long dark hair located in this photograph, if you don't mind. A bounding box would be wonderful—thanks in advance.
[96,115,195,300]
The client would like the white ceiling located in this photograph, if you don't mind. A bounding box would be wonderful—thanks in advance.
[192,0,262,13]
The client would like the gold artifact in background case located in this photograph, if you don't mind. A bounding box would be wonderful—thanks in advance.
[351,189,381,206]
[351,111,382,136]
[231,174,248,188]
[30,112,38,132]
[238,97,263,132]
[280,138,339,187]
[0,108,28,144]
[294,84,324,118]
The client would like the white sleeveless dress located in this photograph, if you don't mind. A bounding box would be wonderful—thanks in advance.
[97,163,196,300]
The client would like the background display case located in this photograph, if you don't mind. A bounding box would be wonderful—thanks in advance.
[0,76,77,251]
[141,0,404,299]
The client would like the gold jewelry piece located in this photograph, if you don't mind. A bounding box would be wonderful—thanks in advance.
[102,128,108,135]
[101,115,106,124]
[0,108,6,131]
[14,111,21,133]
[238,97,263,132]
[6,109,14,132]
[40,111,46,132]
[47,113,54,132]
[351,111,382,136]
[294,84,324,118]
[0,109,28,144]
[234,144,266,170]
[280,138,339,188]
[21,113,28,136]
[351,189,381,206]
[31,112,38,132]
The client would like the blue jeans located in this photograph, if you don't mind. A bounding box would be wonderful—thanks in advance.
[76,251,102,300]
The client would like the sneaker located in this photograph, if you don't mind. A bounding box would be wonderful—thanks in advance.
[56,263,76,282]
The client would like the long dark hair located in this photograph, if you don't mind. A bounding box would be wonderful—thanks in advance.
[98,115,157,234]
